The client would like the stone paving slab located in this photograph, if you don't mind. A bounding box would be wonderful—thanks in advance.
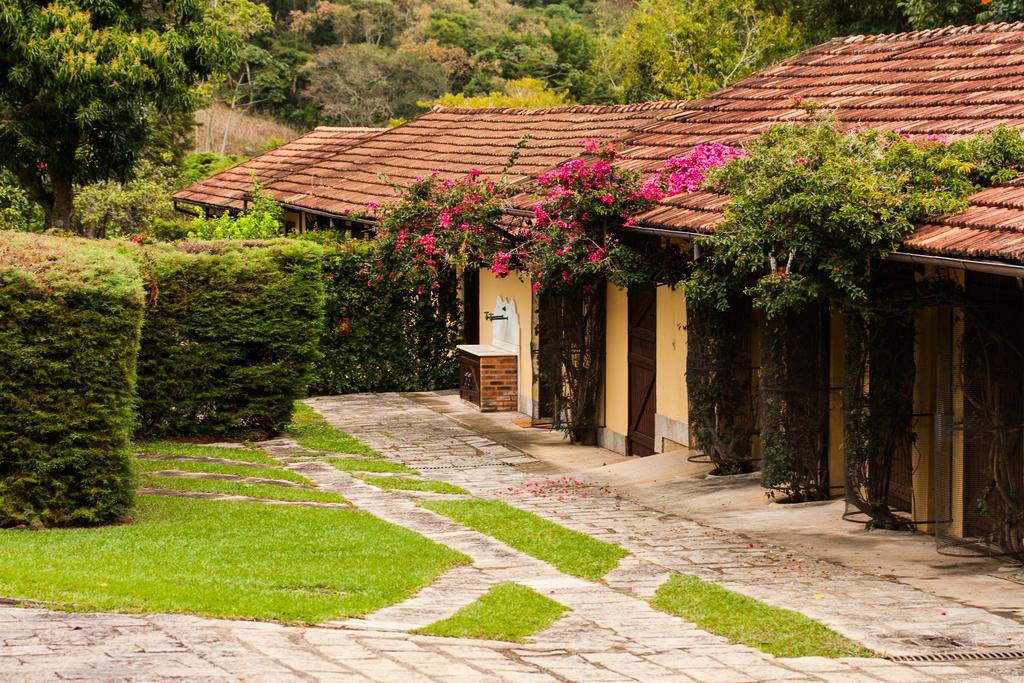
[3,392,1024,681]
[302,392,1024,680]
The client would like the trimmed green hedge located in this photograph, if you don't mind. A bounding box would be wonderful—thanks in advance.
[0,232,144,527]
[135,239,324,437]
[312,241,459,394]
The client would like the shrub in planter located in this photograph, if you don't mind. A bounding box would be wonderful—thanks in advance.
[134,239,324,437]
[0,232,144,527]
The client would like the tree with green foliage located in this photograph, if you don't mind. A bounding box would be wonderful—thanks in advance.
[419,77,571,109]
[302,43,448,125]
[686,108,1024,505]
[612,0,803,103]
[187,182,285,239]
[0,0,251,234]
[757,0,907,41]
[898,0,1024,29]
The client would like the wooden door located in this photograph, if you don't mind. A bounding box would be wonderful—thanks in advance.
[628,285,657,456]
[463,269,480,344]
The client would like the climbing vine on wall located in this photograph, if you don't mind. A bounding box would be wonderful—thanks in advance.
[686,105,1024,508]
[365,138,702,443]
[685,296,756,475]
[841,263,918,529]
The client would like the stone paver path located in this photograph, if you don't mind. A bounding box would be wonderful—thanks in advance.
[3,391,1024,682]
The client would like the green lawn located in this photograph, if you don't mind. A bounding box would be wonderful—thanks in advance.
[357,475,469,495]
[421,500,628,580]
[288,403,379,456]
[136,459,312,485]
[0,496,468,623]
[327,458,416,474]
[140,475,346,504]
[134,440,276,465]
[415,582,568,642]
[652,574,873,658]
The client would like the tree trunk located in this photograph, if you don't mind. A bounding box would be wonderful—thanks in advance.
[46,174,77,235]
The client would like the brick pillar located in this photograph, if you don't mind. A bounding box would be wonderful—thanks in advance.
[478,355,518,412]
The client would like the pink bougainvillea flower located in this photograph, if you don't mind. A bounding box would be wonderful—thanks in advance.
[490,251,512,276]
[662,143,746,195]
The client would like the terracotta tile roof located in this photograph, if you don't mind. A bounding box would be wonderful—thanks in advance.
[261,103,687,217]
[172,127,384,212]
[621,22,1024,264]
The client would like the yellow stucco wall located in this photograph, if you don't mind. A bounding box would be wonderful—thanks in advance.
[656,285,689,448]
[605,284,629,439]
[478,269,535,413]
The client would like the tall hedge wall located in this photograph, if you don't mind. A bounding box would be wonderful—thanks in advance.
[311,241,460,395]
[135,239,325,437]
[0,232,144,527]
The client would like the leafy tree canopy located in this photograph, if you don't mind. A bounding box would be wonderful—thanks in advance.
[419,77,570,109]
[612,0,804,103]
[686,109,1024,317]
[0,0,254,233]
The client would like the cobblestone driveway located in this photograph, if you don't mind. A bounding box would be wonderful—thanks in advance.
[3,392,1024,682]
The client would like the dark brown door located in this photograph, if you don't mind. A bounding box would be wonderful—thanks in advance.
[463,269,480,344]
[628,285,657,456]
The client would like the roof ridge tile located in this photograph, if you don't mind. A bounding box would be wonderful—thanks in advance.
[429,101,687,116]
[837,20,1024,45]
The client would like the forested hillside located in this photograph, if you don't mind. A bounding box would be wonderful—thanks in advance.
[221,0,1024,129]
[2,0,1023,238]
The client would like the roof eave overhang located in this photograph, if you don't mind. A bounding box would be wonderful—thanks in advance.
[622,224,1024,277]
[275,202,379,227]
[172,198,243,216]
[884,250,1024,278]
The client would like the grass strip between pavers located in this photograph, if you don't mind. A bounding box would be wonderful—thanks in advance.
[356,475,469,495]
[327,458,417,474]
[652,574,874,658]
[133,440,276,465]
[415,582,568,642]
[288,403,380,457]
[421,499,628,580]
[135,459,312,485]
[0,495,468,623]
[140,475,346,504]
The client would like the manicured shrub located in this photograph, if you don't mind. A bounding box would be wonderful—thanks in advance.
[312,241,460,394]
[0,232,144,527]
[134,239,324,437]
